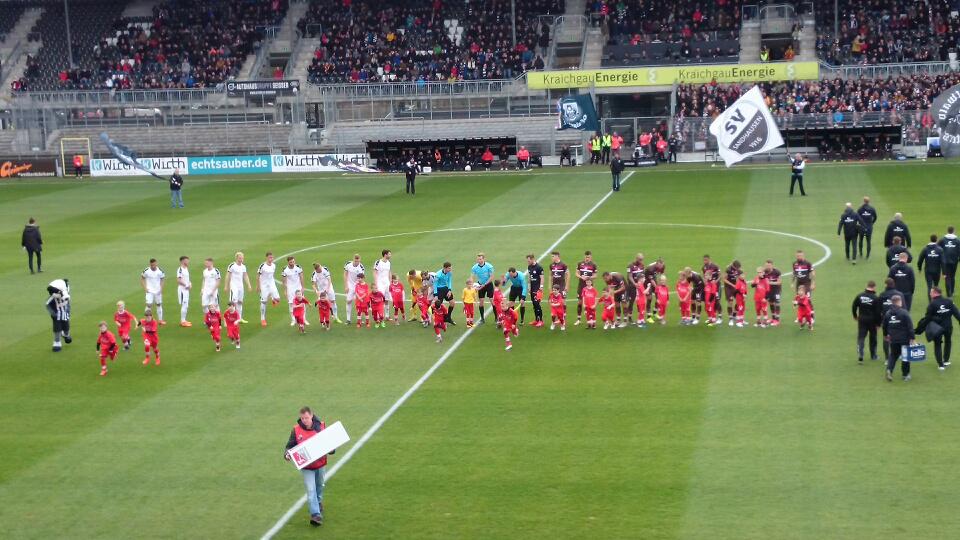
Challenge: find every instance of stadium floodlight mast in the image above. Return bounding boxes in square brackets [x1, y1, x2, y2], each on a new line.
[64, 0, 75, 68]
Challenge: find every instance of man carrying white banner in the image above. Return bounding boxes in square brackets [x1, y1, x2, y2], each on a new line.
[708, 86, 785, 167]
[283, 407, 343, 527]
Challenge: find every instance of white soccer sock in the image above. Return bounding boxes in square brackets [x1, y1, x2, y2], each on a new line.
[331, 298, 339, 319]
[237, 304, 243, 319]
[181, 303, 188, 323]
[260, 301, 267, 321]
[289, 303, 295, 321]
[157, 305, 164, 321]
[346, 301, 353, 321]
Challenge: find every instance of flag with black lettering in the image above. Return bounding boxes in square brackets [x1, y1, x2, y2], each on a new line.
[708, 86, 784, 167]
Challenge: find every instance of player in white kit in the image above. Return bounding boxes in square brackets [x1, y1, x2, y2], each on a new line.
[282, 256, 307, 326]
[141, 258, 166, 324]
[201, 258, 221, 309]
[311, 261, 341, 324]
[257, 252, 281, 326]
[374, 249, 393, 317]
[343, 253, 365, 324]
[176, 256, 192, 327]
[225, 251, 252, 323]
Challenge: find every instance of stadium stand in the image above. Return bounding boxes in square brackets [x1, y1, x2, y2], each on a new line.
[22, 0, 288, 91]
[813, 0, 952, 65]
[588, 0, 743, 66]
[0, 3, 26, 44]
[49, 123, 294, 156]
[300, 0, 564, 84]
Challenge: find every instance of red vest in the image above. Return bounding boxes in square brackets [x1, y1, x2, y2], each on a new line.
[293, 420, 327, 469]
[73, 155, 83, 167]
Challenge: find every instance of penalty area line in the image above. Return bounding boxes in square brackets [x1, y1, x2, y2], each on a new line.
[258, 172, 634, 539]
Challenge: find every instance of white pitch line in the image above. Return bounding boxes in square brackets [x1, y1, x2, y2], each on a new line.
[259, 173, 635, 539]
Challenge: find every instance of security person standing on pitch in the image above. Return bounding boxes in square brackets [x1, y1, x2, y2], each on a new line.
[601, 132, 612, 164]
[918, 234, 945, 299]
[404, 156, 419, 195]
[610, 152, 625, 192]
[856, 196, 878, 259]
[889, 252, 916, 311]
[883, 212, 911, 248]
[789, 153, 806, 196]
[883, 295, 916, 382]
[837, 202, 865, 264]
[938, 226, 959, 297]
[915, 287, 960, 370]
[852, 280, 881, 364]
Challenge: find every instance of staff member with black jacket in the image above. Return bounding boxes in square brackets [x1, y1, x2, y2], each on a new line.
[852, 280, 881, 364]
[284, 406, 335, 527]
[889, 252, 916, 311]
[856, 196, 878, 259]
[883, 213, 911, 248]
[403, 156, 419, 195]
[938, 226, 959, 297]
[918, 234, 945, 299]
[885, 236, 911, 268]
[837, 203, 864, 263]
[915, 287, 960, 370]
[169, 169, 184, 208]
[21, 217, 42, 274]
[789, 153, 806, 196]
[610, 152, 625, 192]
[878, 278, 904, 361]
[883, 295, 916, 382]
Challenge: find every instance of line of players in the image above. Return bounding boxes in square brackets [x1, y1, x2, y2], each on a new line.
[93, 248, 818, 374]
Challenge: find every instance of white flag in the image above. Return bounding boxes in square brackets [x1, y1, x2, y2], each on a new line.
[708, 86, 784, 167]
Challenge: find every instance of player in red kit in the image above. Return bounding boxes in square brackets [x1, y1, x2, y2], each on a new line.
[655, 275, 670, 324]
[580, 278, 598, 329]
[315, 292, 333, 330]
[751, 267, 770, 327]
[224, 301, 241, 348]
[501, 300, 519, 350]
[354, 274, 371, 328]
[676, 271, 692, 325]
[601, 287, 617, 330]
[794, 285, 814, 330]
[417, 285, 431, 326]
[704, 279, 719, 325]
[204, 304, 223, 351]
[370, 286, 387, 328]
[140, 309, 160, 366]
[96, 321, 118, 376]
[114, 300, 138, 351]
[432, 299, 448, 342]
[549, 285, 566, 330]
[292, 290, 309, 333]
[388, 275, 405, 324]
[492, 279, 505, 326]
[735, 275, 748, 327]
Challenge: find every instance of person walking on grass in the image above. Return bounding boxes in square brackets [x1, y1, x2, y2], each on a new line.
[21, 217, 42, 274]
[857, 196, 878, 259]
[838, 202, 865, 264]
[284, 407, 335, 527]
[915, 287, 960, 371]
[883, 295, 916, 382]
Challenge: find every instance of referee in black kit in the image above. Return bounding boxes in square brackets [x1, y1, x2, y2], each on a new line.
[789, 153, 806, 196]
[852, 280, 881, 364]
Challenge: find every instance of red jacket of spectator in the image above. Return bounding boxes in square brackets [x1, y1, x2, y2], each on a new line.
[482, 149, 494, 162]
[517, 148, 530, 160]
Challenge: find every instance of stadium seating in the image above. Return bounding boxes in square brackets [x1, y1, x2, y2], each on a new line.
[300, 0, 564, 84]
[23, 0, 288, 91]
[589, 0, 742, 67]
[813, 0, 953, 64]
[0, 3, 26, 44]
[674, 73, 960, 118]
[50, 123, 293, 156]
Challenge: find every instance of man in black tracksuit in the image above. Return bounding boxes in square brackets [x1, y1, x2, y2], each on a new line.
[885, 236, 912, 269]
[610, 152, 625, 192]
[879, 278, 904, 361]
[883, 295, 914, 381]
[918, 234, 945, 300]
[789, 153, 806, 195]
[856, 196, 878, 259]
[889, 252, 916, 311]
[852, 280, 881, 364]
[403, 157, 419, 195]
[938, 226, 959, 297]
[883, 213, 912, 249]
[837, 203, 865, 263]
[915, 287, 960, 369]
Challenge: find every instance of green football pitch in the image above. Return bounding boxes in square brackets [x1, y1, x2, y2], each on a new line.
[2, 161, 960, 539]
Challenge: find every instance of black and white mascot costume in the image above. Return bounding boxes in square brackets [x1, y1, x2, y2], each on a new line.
[46, 278, 72, 352]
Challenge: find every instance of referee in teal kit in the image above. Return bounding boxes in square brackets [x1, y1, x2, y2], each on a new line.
[433, 262, 455, 324]
[471, 253, 495, 323]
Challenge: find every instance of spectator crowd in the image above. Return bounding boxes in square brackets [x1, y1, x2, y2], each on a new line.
[302, 0, 563, 84]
